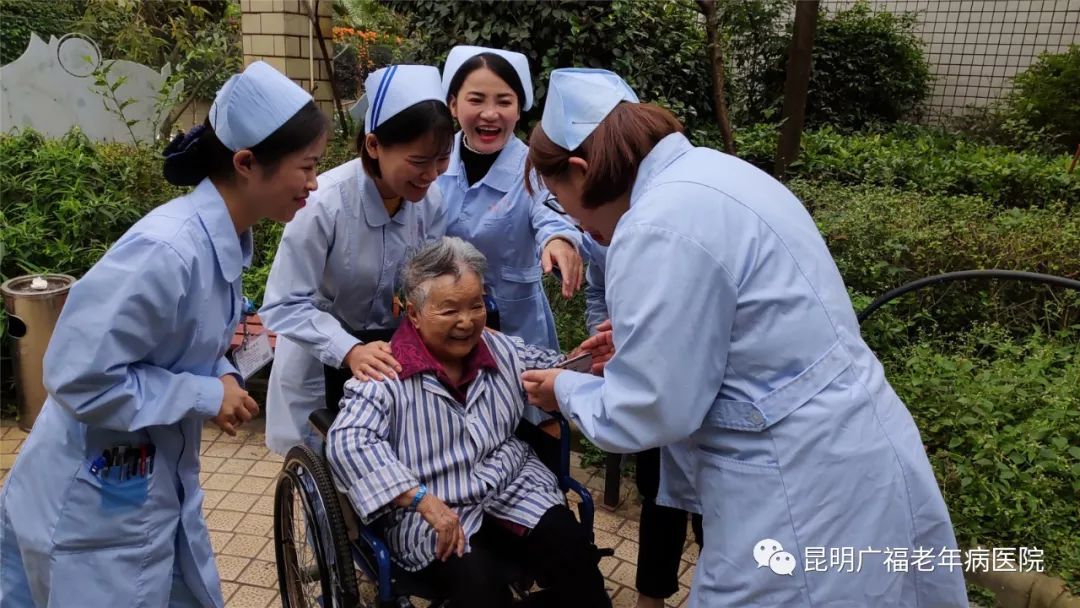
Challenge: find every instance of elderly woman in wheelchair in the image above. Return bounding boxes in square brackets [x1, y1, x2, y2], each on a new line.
[316, 237, 610, 608]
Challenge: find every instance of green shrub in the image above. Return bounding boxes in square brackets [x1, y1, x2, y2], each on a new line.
[718, 0, 793, 126]
[952, 45, 1080, 156]
[543, 274, 588, 352]
[750, 0, 930, 129]
[72, 0, 242, 103]
[799, 180, 1080, 334]
[715, 125, 1080, 209]
[0, 0, 86, 65]
[1001, 45, 1080, 154]
[882, 325, 1080, 590]
[0, 129, 181, 281]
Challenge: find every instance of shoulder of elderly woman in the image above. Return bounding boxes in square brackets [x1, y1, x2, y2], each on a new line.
[339, 374, 401, 410]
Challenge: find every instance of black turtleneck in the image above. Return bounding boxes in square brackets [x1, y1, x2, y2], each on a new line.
[460, 139, 500, 186]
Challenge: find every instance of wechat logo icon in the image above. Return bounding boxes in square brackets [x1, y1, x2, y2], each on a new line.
[754, 538, 797, 576]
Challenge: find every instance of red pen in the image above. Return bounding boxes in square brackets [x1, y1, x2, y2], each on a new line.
[139, 446, 147, 477]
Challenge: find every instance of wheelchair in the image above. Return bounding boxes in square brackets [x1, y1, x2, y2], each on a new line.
[273, 320, 606, 607]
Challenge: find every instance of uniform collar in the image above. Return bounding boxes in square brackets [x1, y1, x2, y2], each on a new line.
[358, 162, 409, 227]
[445, 131, 524, 194]
[390, 320, 497, 402]
[629, 132, 694, 207]
[192, 179, 253, 282]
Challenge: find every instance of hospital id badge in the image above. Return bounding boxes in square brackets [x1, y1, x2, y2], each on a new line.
[234, 330, 273, 380]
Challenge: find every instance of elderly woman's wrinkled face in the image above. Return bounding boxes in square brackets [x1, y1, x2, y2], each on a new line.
[408, 270, 487, 363]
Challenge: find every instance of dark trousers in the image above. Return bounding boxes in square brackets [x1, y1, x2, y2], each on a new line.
[636, 448, 704, 599]
[419, 505, 611, 608]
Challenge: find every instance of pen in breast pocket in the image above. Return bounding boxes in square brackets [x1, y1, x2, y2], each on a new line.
[117, 446, 127, 481]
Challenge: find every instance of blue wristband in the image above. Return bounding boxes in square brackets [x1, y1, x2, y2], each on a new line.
[410, 484, 427, 509]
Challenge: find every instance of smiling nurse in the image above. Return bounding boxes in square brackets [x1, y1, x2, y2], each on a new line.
[0, 61, 328, 607]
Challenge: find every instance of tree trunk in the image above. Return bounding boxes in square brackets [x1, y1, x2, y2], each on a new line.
[697, 0, 736, 155]
[774, 0, 819, 179]
[306, 0, 351, 138]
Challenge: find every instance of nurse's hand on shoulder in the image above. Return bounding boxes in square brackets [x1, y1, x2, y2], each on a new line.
[521, 368, 564, 412]
[541, 238, 584, 299]
[346, 341, 401, 381]
[214, 374, 260, 436]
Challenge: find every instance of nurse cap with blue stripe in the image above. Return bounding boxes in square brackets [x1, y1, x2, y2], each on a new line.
[441, 45, 534, 111]
[540, 68, 639, 151]
[210, 61, 314, 151]
[362, 65, 446, 134]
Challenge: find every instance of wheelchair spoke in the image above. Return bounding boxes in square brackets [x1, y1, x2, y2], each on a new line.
[278, 470, 327, 608]
[292, 487, 323, 606]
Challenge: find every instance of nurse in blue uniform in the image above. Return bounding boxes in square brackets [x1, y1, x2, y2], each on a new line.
[0, 61, 328, 607]
[261, 65, 453, 455]
[521, 68, 968, 608]
[438, 46, 583, 350]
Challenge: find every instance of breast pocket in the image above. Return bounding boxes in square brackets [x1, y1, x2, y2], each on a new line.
[52, 464, 152, 552]
[494, 265, 542, 303]
[480, 193, 518, 226]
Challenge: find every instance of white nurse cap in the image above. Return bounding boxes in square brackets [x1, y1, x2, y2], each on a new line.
[540, 68, 639, 151]
[210, 61, 314, 151]
[363, 65, 446, 134]
[441, 45, 534, 111]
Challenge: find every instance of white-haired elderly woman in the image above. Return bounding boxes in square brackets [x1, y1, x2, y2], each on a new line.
[326, 237, 610, 608]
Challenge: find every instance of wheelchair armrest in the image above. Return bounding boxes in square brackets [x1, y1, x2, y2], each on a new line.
[514, 411, 571, 481]
[309, 408, 338, 438]
[513, 412, 598, 541]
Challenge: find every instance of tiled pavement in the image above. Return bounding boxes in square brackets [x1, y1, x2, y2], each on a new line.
[0, 419, 696, 607]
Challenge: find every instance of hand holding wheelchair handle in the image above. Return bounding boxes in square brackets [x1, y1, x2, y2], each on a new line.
[212, 374, 259, 436]
[344, 341, 402, 381]
[393, 485, 467, 561]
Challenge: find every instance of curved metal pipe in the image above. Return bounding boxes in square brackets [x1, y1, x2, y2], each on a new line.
[856, 270, 1080, 324]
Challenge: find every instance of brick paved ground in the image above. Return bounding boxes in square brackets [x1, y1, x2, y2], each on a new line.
[1, 419, 696, 607]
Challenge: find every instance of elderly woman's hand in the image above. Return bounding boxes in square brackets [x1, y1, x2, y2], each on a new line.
[416, 493, 466, 561]
[345, 341, 401, 381]
[541, 238, 584, 299]
[521, 368, 565, 412]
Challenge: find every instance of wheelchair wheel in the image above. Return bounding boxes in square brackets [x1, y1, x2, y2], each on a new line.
[275, 445, 360, 608]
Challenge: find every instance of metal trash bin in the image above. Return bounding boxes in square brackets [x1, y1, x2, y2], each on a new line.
[2, 274, 75, 431]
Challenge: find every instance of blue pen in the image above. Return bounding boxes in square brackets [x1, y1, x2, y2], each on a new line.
[89, 456, 107, 477]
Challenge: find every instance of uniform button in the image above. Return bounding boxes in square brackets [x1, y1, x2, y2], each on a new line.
[747, 411, 765, 425]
